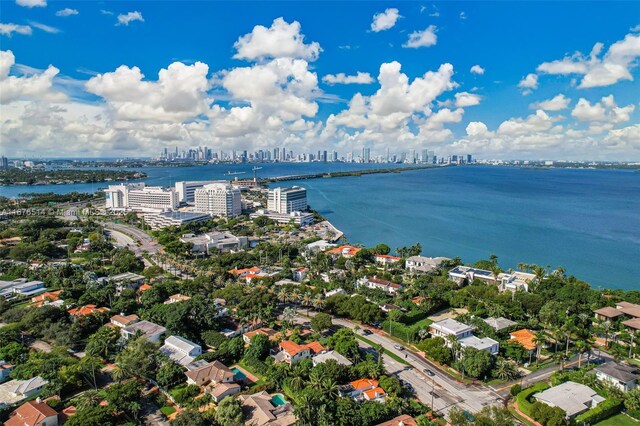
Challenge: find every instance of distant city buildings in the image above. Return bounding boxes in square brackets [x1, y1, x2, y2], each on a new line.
[194, 182, 242, 218]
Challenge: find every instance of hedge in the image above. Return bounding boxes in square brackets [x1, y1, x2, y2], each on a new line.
[516, 382, 551, 417]
[575, 397, 623, 425]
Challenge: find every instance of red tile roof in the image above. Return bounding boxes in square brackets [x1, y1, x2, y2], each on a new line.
[364, 386, 386, 400]
[510, 329, 537, 351]
[279, 340, 326, 357]
[31, 290, 63, 307]
[5, 400, 58, 426]
[350, 378, 378, 390]
[326, 245, 361, 257]
[68, 304, 109, 316]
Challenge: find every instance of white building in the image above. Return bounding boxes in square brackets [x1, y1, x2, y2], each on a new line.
[194, 182, 242, 218]
[497, 271, 537, 292]
[250, 210, 314, 226]
[267, 186, 307, 214]
[121, 320, 167, 343]
[160, 335, 203, 367]
[429, 319, 474, 341]
[534, 381, 604, 418]
[405, 256, 450, 274]
[0, 279, 47, 300]
[594, 361, 639, 393]
[312, 350, 353, 366]
[179, 231, 245, 254]
[357, 277, 402, 294]
[0, 376, 48, 408]
[175, 180, 220, 204]
[448, 266, 496, 285]
[458, 335, 500, 355]
[105, 183, 178, 212]
[143, 211, 211, 230]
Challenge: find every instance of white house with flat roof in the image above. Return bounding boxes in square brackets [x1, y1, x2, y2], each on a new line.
[0, 376, 48, 408]
[448, 266, 496, 285]
[160, 335, 203, 367]
[497, 271, 537, 293]
[312, 350, 353, 367]
[533, 381, 604, 418]
[458, 335, 500, 355]
[0, 279, 47, 300]
[429, 319, 474, 341]
[122, 320, 167, 343]
[405, 256, 450, 274]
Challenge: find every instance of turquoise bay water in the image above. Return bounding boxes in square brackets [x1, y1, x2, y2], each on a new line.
[1, 164, 638, 290]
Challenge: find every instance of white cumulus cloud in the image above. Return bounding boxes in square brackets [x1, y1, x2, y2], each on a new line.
[16, 0, 46, 8]
[322, 72, 373, 85]
[470, 65, 485, 75]
[371, 8, 401, 32]
[0, 50, 66, 103]
[454, 92, 481, 107]
[233, 18, 321, 62]
[403, 25, 437, 48]
[530, 94, 571, 111]
[0, 23, 32, 36]
[518, 73, 538, 94]
[56, 8, 79, 17]
[117, 11, 144, 26]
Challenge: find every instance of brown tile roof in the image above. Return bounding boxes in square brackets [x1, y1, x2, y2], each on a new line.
[5, 400, 58, 426]
[185, 360, 234, 386]
[617, 302, 640, 318]
[110, 314, 139, 327]
[68, 304, 109, 316]
[623, 318, 640, 330]
[594, 306, 624, 318]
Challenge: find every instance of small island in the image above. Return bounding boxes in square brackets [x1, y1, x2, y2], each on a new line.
[0, 168, 147, 186]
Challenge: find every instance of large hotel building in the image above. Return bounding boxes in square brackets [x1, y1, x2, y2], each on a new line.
[194, 182, 242, 218]
[105, 183, 178, 212]
[267, 187, 307, 214]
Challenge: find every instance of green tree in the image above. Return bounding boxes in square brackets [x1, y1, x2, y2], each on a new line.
[328, 328, 360, 361]
[157, 360, 185, 388]
[244, 334, 271, 361]
[461, 347, 494, 378]
[310, 313, 333, 333]
[115, 337, 161, 379]
[85, 326, 121, 361]
[418, 337, 452, 364]
[64, 406, 115, 426]
[215, 397, 244, 426]
[104, 379, 143, 416]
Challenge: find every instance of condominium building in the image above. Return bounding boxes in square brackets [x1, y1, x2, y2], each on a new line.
[194, 182, 242, 218]
[175, 180, 220, 203]
[267, 186, 307, 213]
[105, 183, 178, 212]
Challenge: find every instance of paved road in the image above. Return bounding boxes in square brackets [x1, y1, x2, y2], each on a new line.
[104, 222, 161, 256]
[294, 312, 504, 418]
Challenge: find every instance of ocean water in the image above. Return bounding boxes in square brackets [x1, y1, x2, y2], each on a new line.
[286, 167, 640, 291]
[2, 164, 638, 290]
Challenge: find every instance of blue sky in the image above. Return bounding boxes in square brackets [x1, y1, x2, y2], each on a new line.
[1, 1, 639, 159]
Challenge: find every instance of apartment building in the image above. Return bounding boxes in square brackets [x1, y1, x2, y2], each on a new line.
[267, 186, 307, 213]
[194, 182, 242, 218]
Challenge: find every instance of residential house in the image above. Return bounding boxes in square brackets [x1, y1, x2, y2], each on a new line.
[533, 381, 604, 418]
[5, 400, 59, 426]
[97, 272, 145, 295]
[458, 336, 500, 355]
[304, 240, 336, 258]
[160, 335, 203, 367]
[31, 290, 63, 308]
[429, 319, 474, 342]
[379, 303, 402, 313]
[497, 271, 537, 293]
[594, 301, 640, 327]
[357, 277, 402, 295]
[208, 382, 241, 403]
[276, 341, 326, 364]
[509, 329, 538, 354]
[243, 328, 280, 345]
[375, 254, 401, 265]
[320, 269, 345, 283]
[0, 377, 48, 408]
[185, 360, 235, 387]
[179, 231, 245, 255]
[484, 317, 517, 332]
[109, 314, 139, 328]
[67, 304, 109, 317]
[164, 294, 191, 304]
[448, 266, 496, 285]
[292, 267, 309, 282]
[326, 245, 361, 259]
[376, 415, 419, 426]
[238, 391, 296, 426]
[405, 256, 450, 274]
[0, 279, 47, 300]
[594, 361, 639, 392]
[312, 350, 353, 366]
[340, 379, 386, 402]
[325, 288, 347, 298]
[121, 320, 167, 343]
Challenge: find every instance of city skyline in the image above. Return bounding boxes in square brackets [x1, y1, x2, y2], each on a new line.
[1, 2, 639, 160]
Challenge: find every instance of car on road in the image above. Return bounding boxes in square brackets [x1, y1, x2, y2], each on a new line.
[404, 384, 414, 393]
[361, 329, 372, 335]
[424, 368, 435, 376]
[393, 344, 404, 351]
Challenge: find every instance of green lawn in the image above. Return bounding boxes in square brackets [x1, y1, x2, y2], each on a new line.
[594, 413, 639, 426]
[355, 335, 410, 365]
[160, 406, 176, 416]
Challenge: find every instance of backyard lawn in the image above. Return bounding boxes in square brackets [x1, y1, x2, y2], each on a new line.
[594, 413, 639, 426]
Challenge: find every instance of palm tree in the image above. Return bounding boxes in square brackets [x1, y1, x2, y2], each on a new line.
[312, 294, 324, 311]
[321, 378, 339, 399]
[575, 339, 587, 368]
[289, 375, 304, 391]
[446, 334, 459, 359]
[308, 371, 323, 390]
[533, 331, 546, 367]
[373, 343, 384, 366]
[494, 358, 520, 381]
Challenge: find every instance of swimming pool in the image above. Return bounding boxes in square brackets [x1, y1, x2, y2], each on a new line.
[271, 394, 286, 406]
[232, 368, 247, 380]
